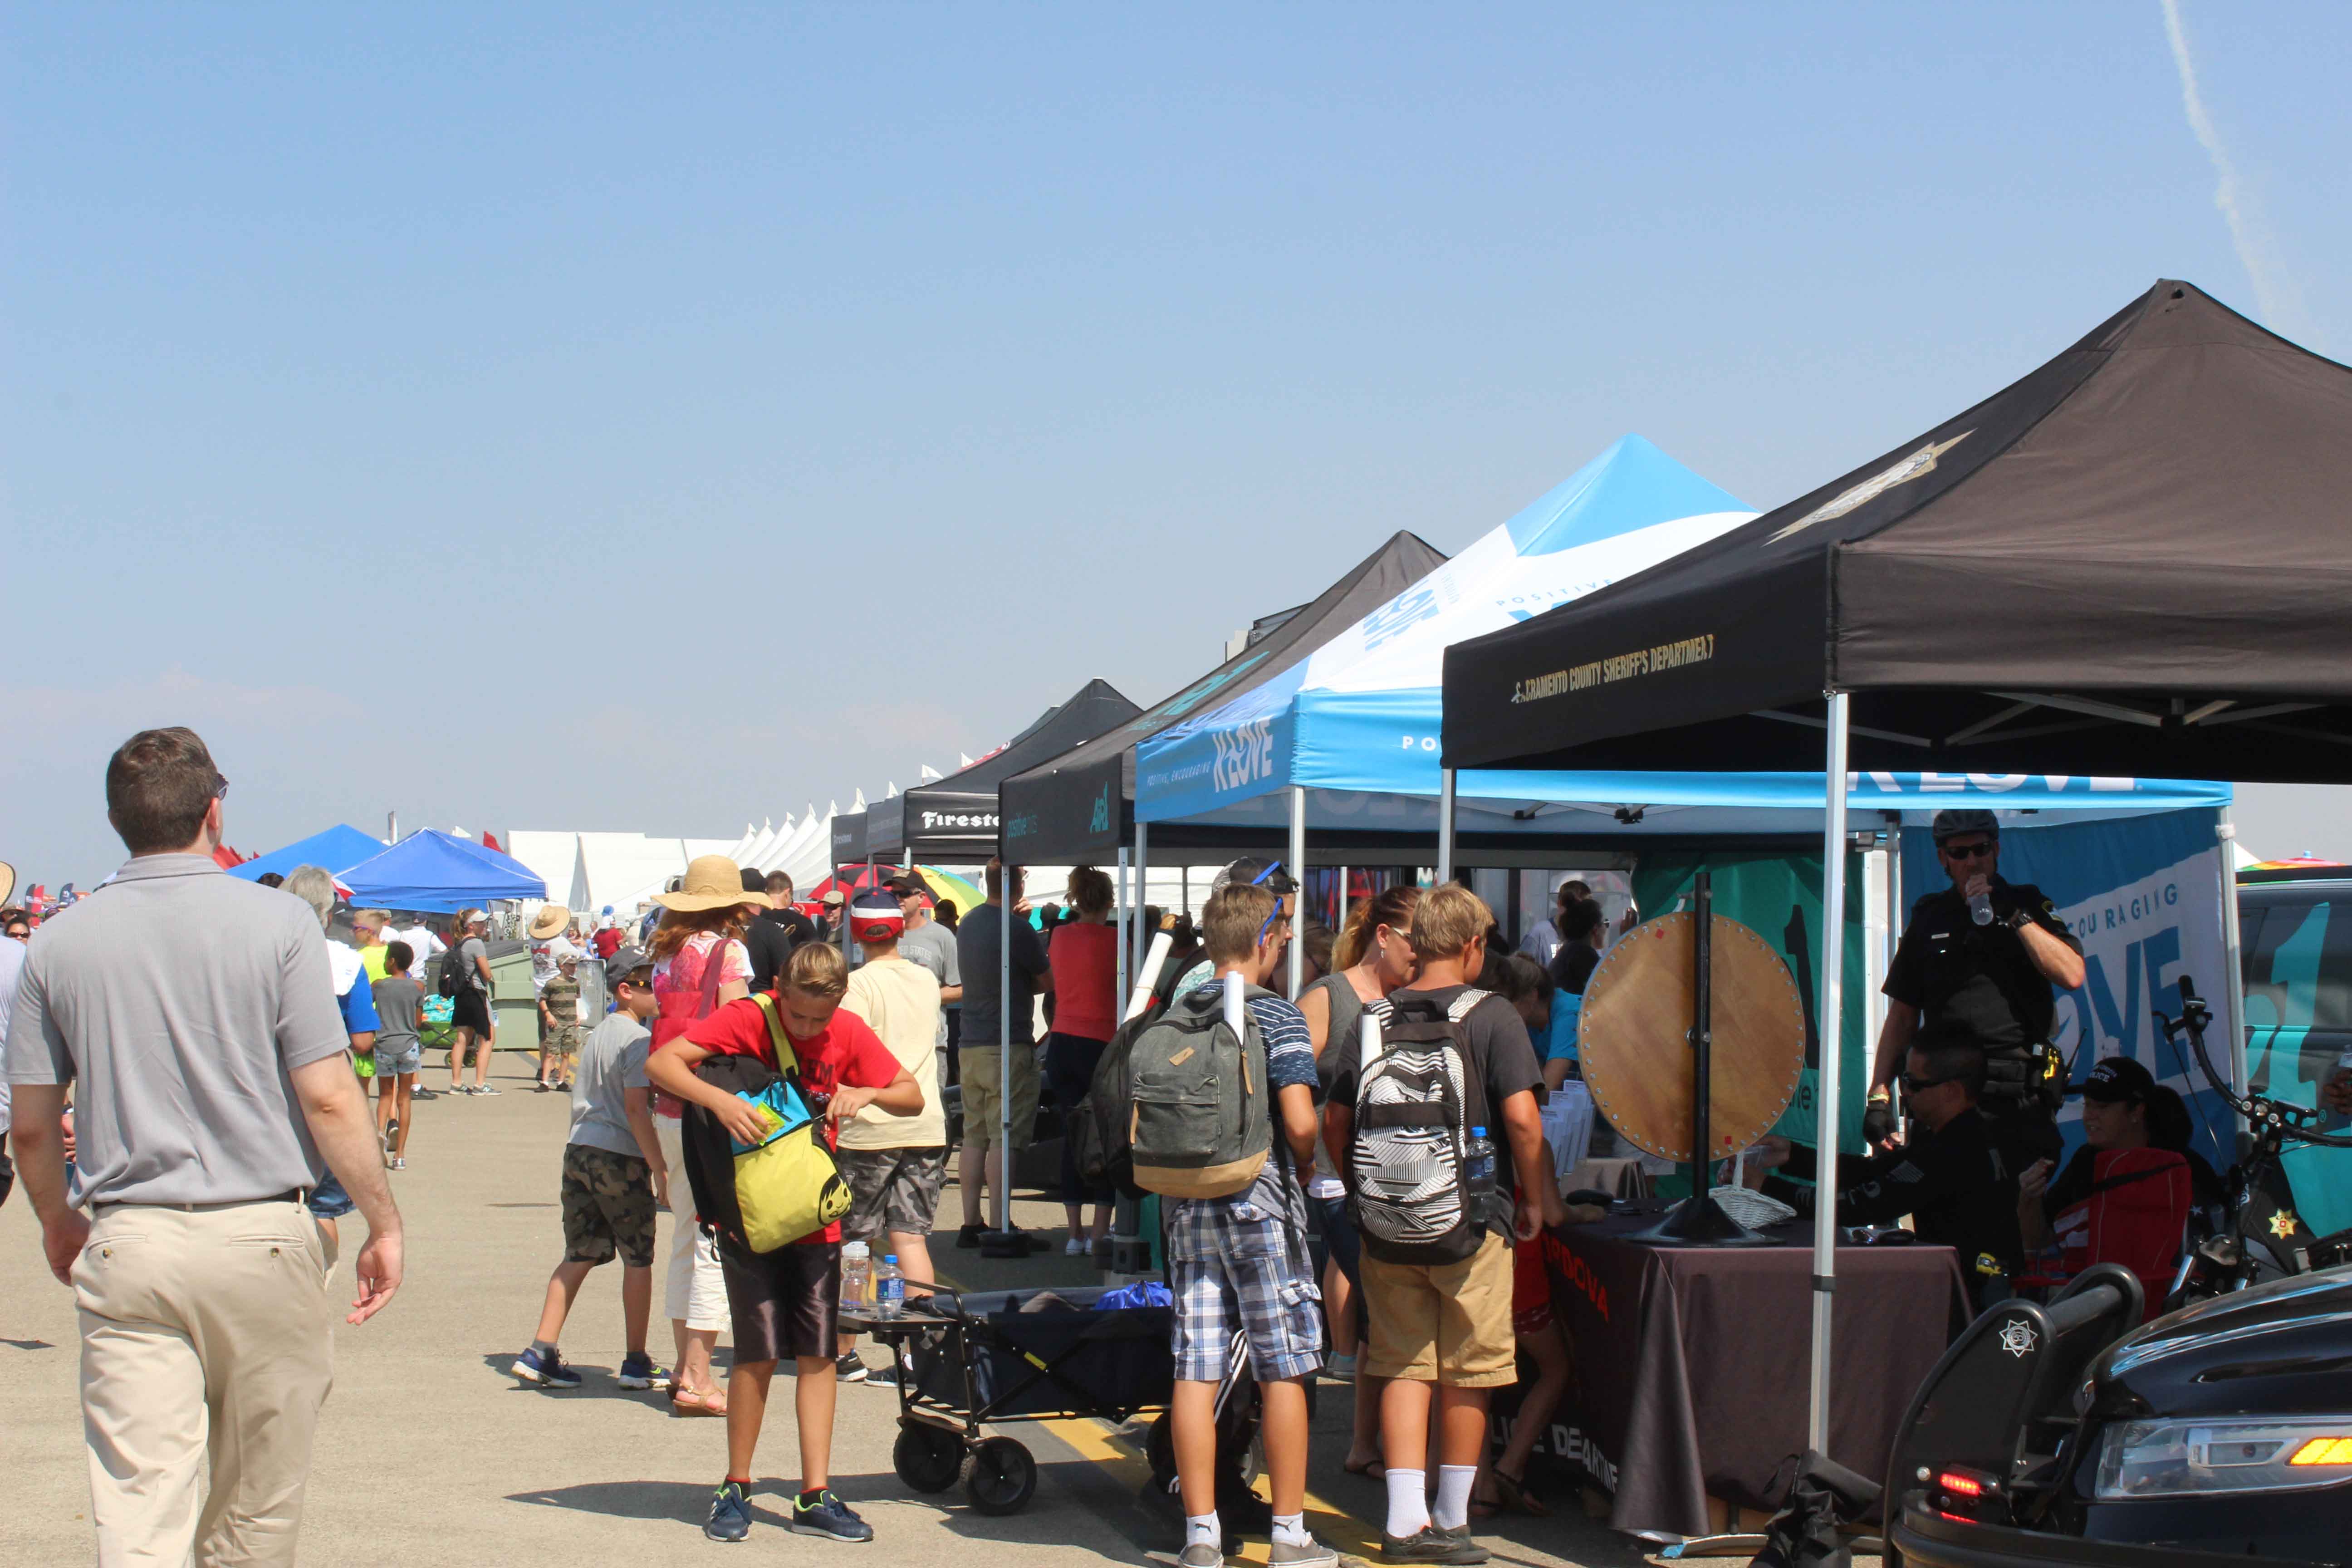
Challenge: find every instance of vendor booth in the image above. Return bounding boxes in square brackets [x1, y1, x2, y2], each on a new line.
[340, 829, 548, 912]
[1441, 279, 2352, 1531]
[872, 678, 1140, 866]
[227, 823, 387, 883]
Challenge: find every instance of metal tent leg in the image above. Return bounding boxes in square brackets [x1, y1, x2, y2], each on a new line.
[1810, 692, 1850, 1453]
[1437, 768, 1456, 884]
[1287, 786, 1307, 998]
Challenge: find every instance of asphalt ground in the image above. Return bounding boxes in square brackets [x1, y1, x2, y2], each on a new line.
[1, 1058, 1670, 1568]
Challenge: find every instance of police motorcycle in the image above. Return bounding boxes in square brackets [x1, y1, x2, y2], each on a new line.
[1884, 977, 2352, 1567]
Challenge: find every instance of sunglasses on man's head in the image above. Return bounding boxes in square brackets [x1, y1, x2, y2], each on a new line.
[1940, 838, 1995, 860]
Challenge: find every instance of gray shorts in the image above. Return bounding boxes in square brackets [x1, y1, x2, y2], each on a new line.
[837, 1145, 949, 1243]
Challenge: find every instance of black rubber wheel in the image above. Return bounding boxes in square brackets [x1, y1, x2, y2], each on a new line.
[893, 1422, 962, 1494]
[1145, 1411, 1176, 1486]
[960, 1435, 1038, 1515]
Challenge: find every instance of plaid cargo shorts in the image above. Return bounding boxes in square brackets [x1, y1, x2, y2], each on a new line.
[1166, 1176, 1324, 1383]
[560, 1143, 657, 1267]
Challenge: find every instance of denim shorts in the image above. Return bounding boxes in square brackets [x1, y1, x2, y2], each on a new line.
[307, 1169, 355, 1220]
[374, 1039, 423, 1076]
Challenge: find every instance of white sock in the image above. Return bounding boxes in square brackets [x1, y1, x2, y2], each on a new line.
[1185, 1512, 1220, 1548]
[1432, 1465, 1479, 1531]
[1384, 1468, 1431, 1538]
[1273, 1512, 1310, 1547]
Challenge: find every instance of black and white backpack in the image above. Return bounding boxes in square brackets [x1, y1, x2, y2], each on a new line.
[1346, 990, 1500, 1264]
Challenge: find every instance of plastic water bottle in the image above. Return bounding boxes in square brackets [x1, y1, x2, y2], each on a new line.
[841, 1242, 872, 1312]
[876, 1255, 905, 1320]
[1464, 1125, 1497, 1215]
[1969, 890, 1995, 927]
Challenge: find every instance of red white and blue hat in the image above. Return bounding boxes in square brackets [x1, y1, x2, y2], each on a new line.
[849, 890, 904, 942]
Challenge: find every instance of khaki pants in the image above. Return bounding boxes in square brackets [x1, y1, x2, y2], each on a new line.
[74, 1196, 335, 1567]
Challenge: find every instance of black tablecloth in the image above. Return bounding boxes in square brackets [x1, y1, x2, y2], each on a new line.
[1534, 1207, 1968, 1539]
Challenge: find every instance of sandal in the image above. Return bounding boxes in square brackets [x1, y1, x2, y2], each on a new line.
[671, 1385, 727, 1417]
[1487, 1467, 1551, 1518]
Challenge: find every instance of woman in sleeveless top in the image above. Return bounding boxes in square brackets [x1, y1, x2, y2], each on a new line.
[1299, 883, 1421, 1477]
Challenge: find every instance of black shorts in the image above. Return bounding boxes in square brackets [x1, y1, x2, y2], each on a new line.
[719, 1240, 842, 1364]
[452, 990, 493, 1034]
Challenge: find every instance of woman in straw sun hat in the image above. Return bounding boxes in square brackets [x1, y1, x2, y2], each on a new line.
[648, 856, 770, 1416]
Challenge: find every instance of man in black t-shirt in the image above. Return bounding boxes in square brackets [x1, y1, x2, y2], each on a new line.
[1544, 898, 1606, 997]
[743, 871, 818, 993]
[1873, 810, 2085, 1161]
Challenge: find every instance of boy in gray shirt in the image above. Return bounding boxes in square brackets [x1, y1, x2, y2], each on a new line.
[371, 942, 426, 1169]
[510, 948, 669, 1392]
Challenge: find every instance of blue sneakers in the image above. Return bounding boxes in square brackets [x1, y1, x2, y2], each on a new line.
[705, 1480, 752, 1543]
[791, 1490, 874, 1542]
[616, 1350, 668, 1390]
[510, 1346, 581, 1389]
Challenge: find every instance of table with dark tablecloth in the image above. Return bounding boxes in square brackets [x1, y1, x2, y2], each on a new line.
[1536, 1206, 1969, 1539]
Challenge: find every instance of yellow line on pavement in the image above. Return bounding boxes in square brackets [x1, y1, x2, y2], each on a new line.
[1040, 1416, 1383, 1564]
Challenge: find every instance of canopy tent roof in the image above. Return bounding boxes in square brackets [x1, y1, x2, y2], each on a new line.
[777, 804, 835, 892]
[227, 824, 387, 884]
[1138, 436, 1754, 827]
[871, 678, 1142, 863]
[1441, 281, 2352, 784]
[341, 829, 547, 913]
[1000, 529, 1448, 864]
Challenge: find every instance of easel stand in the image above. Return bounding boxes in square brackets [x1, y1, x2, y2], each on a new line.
[1630, 872, 1771, 1247]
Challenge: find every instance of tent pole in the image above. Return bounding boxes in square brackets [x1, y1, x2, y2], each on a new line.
[2215, 808, 2249, 1140]
[1000, 862, 1013, 1234]
[1437, 768, 1457, 884]
[1116, 846, 1130, 1023]
[1809, 692, 1850, 1453]
[1288, 786, 1307, 999]
[1134, 821, 1152, 997]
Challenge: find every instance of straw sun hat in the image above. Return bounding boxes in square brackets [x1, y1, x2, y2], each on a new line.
[654, 855, 772, 914]
[528, 904, 572, 941]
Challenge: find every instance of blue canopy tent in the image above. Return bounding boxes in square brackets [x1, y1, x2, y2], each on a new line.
[339, 830, 547, 913]
[227, 824, 388, 884]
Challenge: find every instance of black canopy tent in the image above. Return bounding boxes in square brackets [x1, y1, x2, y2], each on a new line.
[1440, 278, 2352, 1459]
[872, 678, 1141, 865]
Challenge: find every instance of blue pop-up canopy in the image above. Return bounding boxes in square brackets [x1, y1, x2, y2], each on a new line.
[1137, 436, 1758, 824]
[339, 830, 547, 913]
[228, 824, 388, 883]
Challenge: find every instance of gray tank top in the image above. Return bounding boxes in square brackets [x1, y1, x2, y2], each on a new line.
[1303, 972, 1373, 1188]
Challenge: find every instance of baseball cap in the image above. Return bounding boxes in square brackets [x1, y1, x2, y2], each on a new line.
[821, 888, 846, 906]
[1931, 809, 2000, 843]
[849, 890, 904, 942]
[883, 870, 927, 895]
[604, 945, 652, 982]
[2079, 1056, 2155, 1103]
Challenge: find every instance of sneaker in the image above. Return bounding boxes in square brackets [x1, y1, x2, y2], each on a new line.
[1269, 1539, 1340, 1568]
[475, 1085, 501, 1097]
[865, 1361, 906, 1391]
[389, 1155, 407, 1171]
[1379, 1526, 1489, 1564]
[790, 1490, 874, 1542]
[510, 1346, 581, 1389]
[833, 1352, 868, 1384]
[534, 1080, 553, 1093]
[1325, 1352, 1356, 1382]
[956, 1223, 984, 1250]
[616, 1350, 668, 1390]
[1178, 1545, 1225, 1568]
[705, 1480, 753, 1543]
[409, 1086, 441, 1101]
[1065, 1237, 1089, 1255]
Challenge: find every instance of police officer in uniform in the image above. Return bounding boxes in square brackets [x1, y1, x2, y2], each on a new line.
[1870, 809, 2086, 1163]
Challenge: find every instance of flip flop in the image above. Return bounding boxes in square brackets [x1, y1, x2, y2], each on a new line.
[1489, 1468, 1551, 1518]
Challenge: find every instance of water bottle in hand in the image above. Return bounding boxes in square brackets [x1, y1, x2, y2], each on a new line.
[876, 1255, 904, 1320]
[1969, 891, 1994, 927]
[1464, 1126, 1498, 1214]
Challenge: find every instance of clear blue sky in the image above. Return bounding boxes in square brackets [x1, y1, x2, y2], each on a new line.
[7, 3, 2348, 882]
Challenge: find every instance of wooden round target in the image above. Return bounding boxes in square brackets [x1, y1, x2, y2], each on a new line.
[1576, 911, 1807, 1162]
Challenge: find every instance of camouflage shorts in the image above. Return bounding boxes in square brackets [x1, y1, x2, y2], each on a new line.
[544, 1022, 585, 1057]
[560, 1144, 657, 1267]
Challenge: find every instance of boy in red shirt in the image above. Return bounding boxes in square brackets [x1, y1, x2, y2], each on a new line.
[648, 942, 920, 1545]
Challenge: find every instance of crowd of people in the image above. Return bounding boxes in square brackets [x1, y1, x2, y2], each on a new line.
[12, 729, 2348, 1568]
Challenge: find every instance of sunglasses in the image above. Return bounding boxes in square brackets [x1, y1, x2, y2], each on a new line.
[214, 777, 230, 801]
[1940, 839, 1995, 860]
[1899, 1071, 1955, 1095]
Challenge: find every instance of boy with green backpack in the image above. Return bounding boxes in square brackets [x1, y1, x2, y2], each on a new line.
[646, 940, 920, 1547]
[1131, 879, 1334, 1568]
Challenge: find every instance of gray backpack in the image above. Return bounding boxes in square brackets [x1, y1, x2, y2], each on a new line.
[1128, 976, 1273, 1200]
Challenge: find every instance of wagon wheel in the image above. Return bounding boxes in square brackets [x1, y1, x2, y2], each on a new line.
[960, 1435, 1038, 1515]
[893, 1421, 962, 1494]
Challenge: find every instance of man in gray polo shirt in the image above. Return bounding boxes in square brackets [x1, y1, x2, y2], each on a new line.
[5, 727, 404, 1568]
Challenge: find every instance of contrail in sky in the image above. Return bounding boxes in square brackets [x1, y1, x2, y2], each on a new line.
[2157, 0, 2304, 333]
